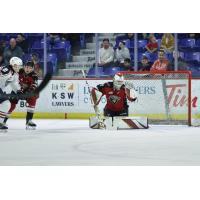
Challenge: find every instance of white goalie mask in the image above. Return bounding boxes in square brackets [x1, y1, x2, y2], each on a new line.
[113, 73, 124, 90]
[9, 57, 23, 73]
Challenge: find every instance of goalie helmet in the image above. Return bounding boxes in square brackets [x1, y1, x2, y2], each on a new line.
[9, 57, 23, 73]
[113, 72, 124, 90]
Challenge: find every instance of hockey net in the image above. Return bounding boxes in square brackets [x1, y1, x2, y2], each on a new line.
[120, 71, 192, 125]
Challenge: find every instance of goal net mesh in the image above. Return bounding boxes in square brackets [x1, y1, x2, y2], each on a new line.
[120, 71, 192, 125]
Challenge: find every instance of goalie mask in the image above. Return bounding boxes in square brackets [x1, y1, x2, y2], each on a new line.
[9, 57, 23, 73]
[113, 73, 124, 90]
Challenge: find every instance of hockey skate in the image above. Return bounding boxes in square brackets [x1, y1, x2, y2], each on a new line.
[0, 123, 8, 133]
[26, 120, 37, 130]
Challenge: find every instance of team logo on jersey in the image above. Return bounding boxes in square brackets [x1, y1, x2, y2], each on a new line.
[109, 95, 121, 104]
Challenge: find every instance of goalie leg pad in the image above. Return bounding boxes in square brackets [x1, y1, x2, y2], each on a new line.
[104, 116, 149, 130]
[89, 116, 105, 129]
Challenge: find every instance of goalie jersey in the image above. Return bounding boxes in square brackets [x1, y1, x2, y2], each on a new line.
[97, 82, 128, 112]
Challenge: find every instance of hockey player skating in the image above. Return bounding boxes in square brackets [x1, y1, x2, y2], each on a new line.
[3, 61, 39, 130]
[0, 57, 23, 131]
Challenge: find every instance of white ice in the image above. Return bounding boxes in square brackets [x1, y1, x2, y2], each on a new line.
[0, 119, 200, 166]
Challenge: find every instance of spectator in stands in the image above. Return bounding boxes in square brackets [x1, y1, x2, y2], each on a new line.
[150, 50, 169, 71]
[30, 53, 43, 77]
[120, 58, 133, 71]
[145, 35, 158, 53]
[115, 41, 130, 66]
[16, 33, 29, 53]
[138, 54, 152, 71]
[160, 33, 175, 53]
[3, 38, 24, 65]
[99, 38, 114, 67]
[115, 33, 134, 48]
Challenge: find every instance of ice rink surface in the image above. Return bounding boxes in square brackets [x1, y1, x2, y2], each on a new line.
[0, 119, 200, 166]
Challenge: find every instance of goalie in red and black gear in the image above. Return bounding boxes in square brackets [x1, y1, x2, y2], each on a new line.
[91, 72, 137, 117]
[4, 61, 39, 129]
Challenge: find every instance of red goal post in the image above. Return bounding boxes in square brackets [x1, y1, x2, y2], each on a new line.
[119, 70, 192, 126]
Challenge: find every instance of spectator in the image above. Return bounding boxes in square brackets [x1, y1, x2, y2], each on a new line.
[120, 58, 133, 71]
[16, 33, 29, 53]
[30, 53, 43, 77]
[99, 38, 114, 67]
[138, 54, 152, 71]
[145, 35, 158, 53]
[160, 33, 175, 53]
[0, 53, 4, 66]
[150, 50, 169, 71]
[115, 33, 134, 48]
[115, 41, 130, 65]
[3, 38, 24, 65]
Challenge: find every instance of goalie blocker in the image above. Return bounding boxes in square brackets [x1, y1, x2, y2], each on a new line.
[89, 116, 149, 130]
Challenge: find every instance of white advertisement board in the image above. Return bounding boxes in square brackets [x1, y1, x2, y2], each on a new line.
[15, 79, 200, 116]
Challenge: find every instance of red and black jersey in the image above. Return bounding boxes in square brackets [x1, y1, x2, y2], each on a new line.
[97, 82, 128, 112]
[19, 68, 38, 92]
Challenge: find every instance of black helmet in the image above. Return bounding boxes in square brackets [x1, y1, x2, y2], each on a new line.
[25, 61, 34, 68]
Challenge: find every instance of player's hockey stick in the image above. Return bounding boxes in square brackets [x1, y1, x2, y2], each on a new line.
[0, 72, 52, 100]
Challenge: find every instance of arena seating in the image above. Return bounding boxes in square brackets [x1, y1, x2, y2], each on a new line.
[1, 33, 200, 77]
[184, 52, 200, 64]
[31, 40, 44, 57]
[194, 39, 200, 51]
[51, 41, 71, 61]
[138, 40, 147, 52]
[178, 33, 188, 39]
[178, 38, 195, 51]
[187, 65, 200, 77]
[87, 67, 103, 77]
[103, 67, 121, 77]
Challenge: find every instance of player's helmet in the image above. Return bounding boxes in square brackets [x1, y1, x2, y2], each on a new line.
[9, 57, 23, 73]
[25, 61, 35, 68]
[113, 72, 124, 90]
[24, 61, 35, 74]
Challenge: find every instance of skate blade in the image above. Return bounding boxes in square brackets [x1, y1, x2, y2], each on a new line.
[26, 126, 36, 130]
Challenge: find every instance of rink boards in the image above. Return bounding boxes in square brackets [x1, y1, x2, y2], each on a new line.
[11, 79, 200, 121]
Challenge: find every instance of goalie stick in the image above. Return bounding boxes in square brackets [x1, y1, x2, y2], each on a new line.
[0, 72, 52, 100]
[85, 80, 105, 129]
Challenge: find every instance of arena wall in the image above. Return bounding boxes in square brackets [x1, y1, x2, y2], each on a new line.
[12, 79, 200, 119]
